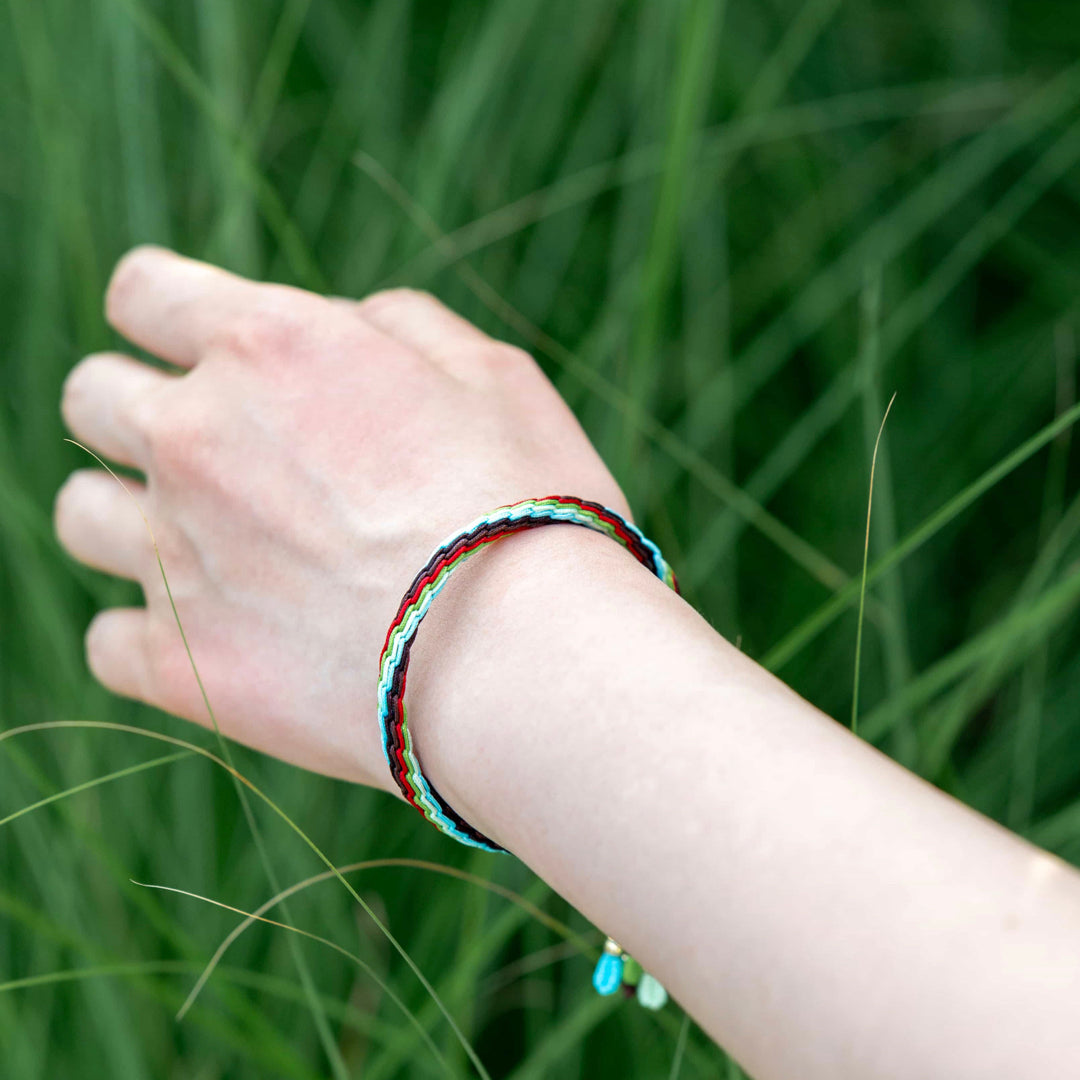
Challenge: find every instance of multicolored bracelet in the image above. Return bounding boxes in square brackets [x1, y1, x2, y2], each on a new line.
[376, 495, 677, 1008]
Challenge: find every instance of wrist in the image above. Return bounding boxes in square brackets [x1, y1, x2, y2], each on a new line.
[401, 522, 664, 846]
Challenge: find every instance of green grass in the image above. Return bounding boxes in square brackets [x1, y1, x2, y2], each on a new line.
[3, 1, 1080, 1077]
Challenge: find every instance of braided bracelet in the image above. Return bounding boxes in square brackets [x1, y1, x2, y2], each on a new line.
[376, 495, 676, 1008]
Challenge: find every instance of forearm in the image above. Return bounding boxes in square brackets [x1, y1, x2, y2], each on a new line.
[410, 526, 1080, 1080]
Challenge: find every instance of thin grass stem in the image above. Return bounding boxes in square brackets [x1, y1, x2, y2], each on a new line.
[852, 392, 897, 733]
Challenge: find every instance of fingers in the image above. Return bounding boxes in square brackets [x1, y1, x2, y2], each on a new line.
[85, 607, 153, 704]
[105, 245, 271, 367]
[62, 352, 175, 469]
[85, 607, 204, 725]
[54, 470, 151, 581]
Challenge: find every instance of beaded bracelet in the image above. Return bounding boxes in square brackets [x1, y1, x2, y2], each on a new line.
[376, 496, 676, 1008]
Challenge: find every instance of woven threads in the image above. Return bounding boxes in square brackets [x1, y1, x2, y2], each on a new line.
[376, 495, 679, 852]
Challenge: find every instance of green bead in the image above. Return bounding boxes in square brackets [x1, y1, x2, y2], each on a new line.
[621, 957, 643, 986]
[636, 973, 668, 1010]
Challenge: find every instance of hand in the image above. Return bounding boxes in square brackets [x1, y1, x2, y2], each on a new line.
[55, 246, 627, 787]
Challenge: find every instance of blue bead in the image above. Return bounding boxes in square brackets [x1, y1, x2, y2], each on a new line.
[592, 952, 624, 996]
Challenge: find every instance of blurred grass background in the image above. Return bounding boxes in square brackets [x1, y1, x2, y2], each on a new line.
[3, 0, 1080, 1076]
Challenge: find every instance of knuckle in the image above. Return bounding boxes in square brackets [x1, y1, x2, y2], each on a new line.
[143, 618, 189, 701]
[493, 342, 534, 368]
[143, 618, 172, 680]
[207, 312, 273, 360]
[208, 300, 308, 361]
[473, 341, 534, 374]
[148, 524, 186, 575]
[141, 393, 214, 475]
[357, 286, 433, 318]
[117, 379, 166, 439]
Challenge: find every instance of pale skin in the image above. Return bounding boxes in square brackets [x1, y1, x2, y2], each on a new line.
[55, 246, 1080, 1079]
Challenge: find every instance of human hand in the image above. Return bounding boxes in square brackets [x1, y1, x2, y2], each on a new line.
[55, 247, 627, 787]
